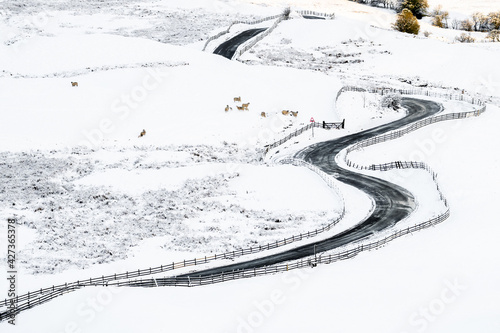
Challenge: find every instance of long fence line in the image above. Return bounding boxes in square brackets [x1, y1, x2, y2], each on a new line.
[0, 159, 347, 321]
[202, 13, 284, 52]
[0, 206, 449, 299]
[336, 85, 487, 109]
[110, 208, 451, 288]
[296, 10, 335, 19]
[232, 9, 336, 60]
[232, 15, 286, 60]
[346, 108, 485, 156]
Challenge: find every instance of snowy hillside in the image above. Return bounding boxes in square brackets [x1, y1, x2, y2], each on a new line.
[0, 0, 499, 332]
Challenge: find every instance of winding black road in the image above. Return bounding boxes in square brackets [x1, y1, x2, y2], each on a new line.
[213, 28, 267, 59]
[0, 98, 444, 321]
[170, 98, 442, 279]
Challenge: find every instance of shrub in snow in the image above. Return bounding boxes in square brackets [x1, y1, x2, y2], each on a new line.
[455, 33, 475, 43]
[489, 12, 500, 30]
[381, 93, 402, 110]
[487, 30, 500, 42]
[393, 9, 420, 35]
[282, 7, 291, 18]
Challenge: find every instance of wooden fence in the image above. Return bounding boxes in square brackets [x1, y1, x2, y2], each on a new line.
[202, 14, 284, 52]
[296, 10, 335, 19]
[232, 15, 286, 60]
[336, 85, 486, 110]
[203, 9, 335, 53]
[112, 208, 451, 288]
[264, 120, 344, 154]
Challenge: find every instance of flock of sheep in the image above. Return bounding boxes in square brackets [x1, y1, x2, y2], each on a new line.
[225, 96, 299, 119]
[71, 81, 301, 139]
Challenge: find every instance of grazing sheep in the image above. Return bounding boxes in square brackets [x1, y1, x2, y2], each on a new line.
[281, 110, 289, 116]
[236, 106, 245, 111]
[138, 129, 146, 138]
[234, 96, 241, 102]
[291, 111, 299, 117]
[71, 82, 78, 87]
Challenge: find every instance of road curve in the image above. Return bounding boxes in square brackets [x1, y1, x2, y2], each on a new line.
[213, 28, 267, 59]
[169, 98, 442, 279]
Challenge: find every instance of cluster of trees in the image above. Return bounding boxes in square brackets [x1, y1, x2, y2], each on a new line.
[352, 0, 500, 41]
[431, 9, 500, 32]
[430, 9, 500, 42]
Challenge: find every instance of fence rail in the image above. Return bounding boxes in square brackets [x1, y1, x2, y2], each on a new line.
[296, 10, 335, 19]
[233, 14, 286, 60]
[337, 85, 486, 110]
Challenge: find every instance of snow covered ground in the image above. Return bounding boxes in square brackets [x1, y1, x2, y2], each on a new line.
[0, 0, 499, 332]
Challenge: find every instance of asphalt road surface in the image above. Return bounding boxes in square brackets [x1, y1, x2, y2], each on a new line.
[303, 15, 326, 20]
[213, 28, 267, 59]
[173, 98, 442, 278]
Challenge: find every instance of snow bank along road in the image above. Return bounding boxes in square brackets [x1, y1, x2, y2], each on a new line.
[152, 98, 443, 283]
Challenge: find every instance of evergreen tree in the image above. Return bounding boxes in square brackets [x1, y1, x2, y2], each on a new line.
[399, 0, 429, 19]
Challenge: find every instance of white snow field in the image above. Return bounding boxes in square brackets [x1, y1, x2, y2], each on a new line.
[0, 0, 499, 332]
